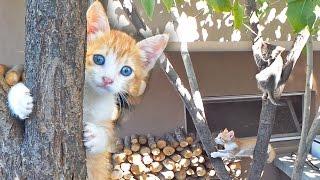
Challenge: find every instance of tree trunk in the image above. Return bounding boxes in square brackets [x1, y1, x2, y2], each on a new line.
[0, 1, 88, 179]
[248, 101, 277, 179]
[292, 37, 314, 179]
[0, 84, 24, 179]
[245, 0, 310, 179]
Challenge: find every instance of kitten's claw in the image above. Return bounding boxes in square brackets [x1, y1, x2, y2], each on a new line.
[8, 83, 33, 120]
[84, 122, 107, 154]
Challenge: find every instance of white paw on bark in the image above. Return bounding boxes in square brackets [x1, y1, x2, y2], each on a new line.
[84, 122, 107, 154]
[8, 83, 33, 120]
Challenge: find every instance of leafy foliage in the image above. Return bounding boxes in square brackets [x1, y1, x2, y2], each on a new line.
[162, 0, 174, 12]
[232, 0, 244, 29]
[141, 0, 156, 19]
[139, 0, 319, 36]
[206, 0, 232, 13]
[257, 0, 268, 5]
[286, 0, 318, 32]
[175, 0, 185, 5]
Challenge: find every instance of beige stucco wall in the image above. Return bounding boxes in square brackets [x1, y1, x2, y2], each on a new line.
[1, 1, 319, 136]
[120, 51, 320, 136]
[1, 1, 320, 179]
[0, 0, 25, 65]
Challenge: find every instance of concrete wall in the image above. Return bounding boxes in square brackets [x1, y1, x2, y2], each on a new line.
[0, 0, 25, 65]
[1, 1, 319, 179]
[1, 0, 320, 137]
[120, 51, 320, 136]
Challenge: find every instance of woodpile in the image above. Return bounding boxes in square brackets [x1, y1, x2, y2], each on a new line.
[0, 64, 242, 179]
[111, 127, 242, 179]
[0, 64, 24, 93]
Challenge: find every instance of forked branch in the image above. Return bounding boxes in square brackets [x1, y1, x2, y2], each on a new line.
[118, 1, 231, 179]
[245, 0, 310, 179]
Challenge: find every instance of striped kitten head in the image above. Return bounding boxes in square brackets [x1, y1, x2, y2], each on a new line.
[86, 1, 169, 97]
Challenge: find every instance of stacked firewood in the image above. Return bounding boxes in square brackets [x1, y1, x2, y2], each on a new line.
[111, 127, 241, 179]
[0, 64, 242, 179]
[0, 64, 24, 92]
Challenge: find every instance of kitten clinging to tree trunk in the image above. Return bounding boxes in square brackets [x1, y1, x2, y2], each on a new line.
[252, 37, 286, 106]
[8, 1, 169, 179]
[211, 129, 276, 163]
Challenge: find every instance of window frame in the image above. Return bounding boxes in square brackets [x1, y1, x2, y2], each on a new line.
[184, 92, 306, 142]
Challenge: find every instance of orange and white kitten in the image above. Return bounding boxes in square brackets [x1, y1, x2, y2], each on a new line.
[211, 129, 276, 163]
[8, 1, 169, 179]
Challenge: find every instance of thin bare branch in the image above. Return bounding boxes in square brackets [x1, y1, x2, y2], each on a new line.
[292, 36, 313, 180]
[117, 1, 231, 179]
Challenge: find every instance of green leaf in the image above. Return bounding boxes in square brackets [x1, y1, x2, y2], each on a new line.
[141, 0, 156, 19]
[286, 0, 317, 33]
[175, 0, 185, 5]
[162, 0, 174, 12]
[206, 0, 232, 13]
[232, 0, 244, 29]
[257, 0, 268, 5]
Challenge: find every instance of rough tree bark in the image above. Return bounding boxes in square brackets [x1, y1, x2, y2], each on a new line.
[292, 37, 314, 179]
[245, 0, 310, 179]
[118, 1, 231, 179]
[0, 1, 88, 179]
[0, 81, 24, 179]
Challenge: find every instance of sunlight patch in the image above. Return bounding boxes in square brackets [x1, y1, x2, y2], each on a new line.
[193, 91, 205, 114]
[176, 12, 199, 42]
[275, 26, 281, 39]
[123, 0, 132, 13]
[276, 7, 287, 24]
[164, 22, 179, 42]
[196, 1, 209, 15]
[250, 12, 259, 24]
[265, 8, 276, 25]
[202, 28, 208, 41]
[314, 5, 320, 19]
[217, 19, 222, 29]
[231, 29, 241, 42]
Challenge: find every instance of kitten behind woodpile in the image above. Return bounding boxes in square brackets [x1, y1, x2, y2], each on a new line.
[211, 129, 275, 163]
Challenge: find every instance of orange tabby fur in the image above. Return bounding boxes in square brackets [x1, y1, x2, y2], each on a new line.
[85, 1, 168, 179]
[86, 119, 115, 180]
[211, 129, 276, 163]
[86, 30, 147, 97]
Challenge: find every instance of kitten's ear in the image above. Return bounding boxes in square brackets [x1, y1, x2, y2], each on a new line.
[228, 131, 235, 139]
[137, 34, 169, 72]
[86, 1, 110, 43]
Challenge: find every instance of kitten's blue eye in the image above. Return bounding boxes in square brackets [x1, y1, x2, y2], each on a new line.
[120, 66, 133, 76]
[93, 54, 105, 65]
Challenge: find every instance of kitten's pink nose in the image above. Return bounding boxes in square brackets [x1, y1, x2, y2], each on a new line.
[102, 77, 114, 86]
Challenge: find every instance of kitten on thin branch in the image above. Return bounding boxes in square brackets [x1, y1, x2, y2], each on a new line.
[253, 37, 286, 106]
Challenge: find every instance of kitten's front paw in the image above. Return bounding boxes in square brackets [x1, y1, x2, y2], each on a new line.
[211, 152, 219, 158]
[8, 83, 33, 120]
[84, 123, 107, 154]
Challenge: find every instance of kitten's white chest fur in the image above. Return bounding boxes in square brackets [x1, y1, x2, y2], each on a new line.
[82, 82, 118, 153]
[83, 82, 117, 123]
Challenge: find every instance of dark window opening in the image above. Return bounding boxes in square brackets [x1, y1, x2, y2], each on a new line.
[186, 94, 303, 138]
